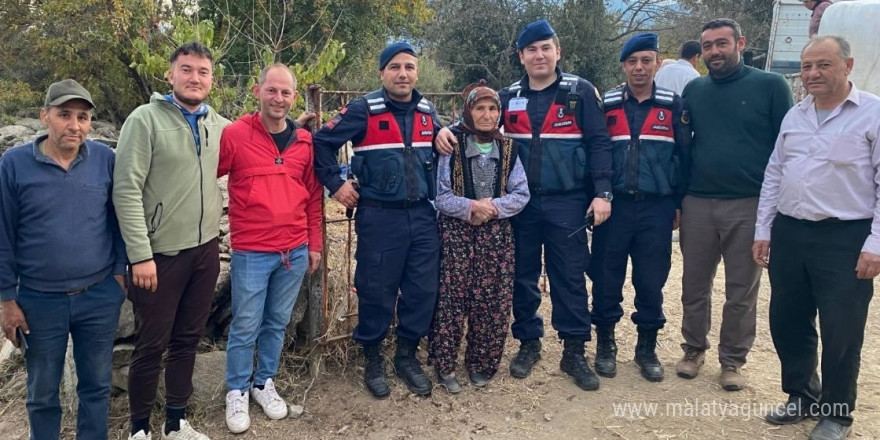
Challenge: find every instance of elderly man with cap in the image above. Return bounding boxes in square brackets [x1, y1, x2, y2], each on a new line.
[440, 19, 614, 391]
[588, 34, 690, 383]
[0, 79, 127, 440]
[314, 41, 442, 398]
[655, 40, 702, 95]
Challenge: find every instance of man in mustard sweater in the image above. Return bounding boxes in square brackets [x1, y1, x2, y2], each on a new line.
[676, 19, 793, 391]
[113, 42, 230, 440]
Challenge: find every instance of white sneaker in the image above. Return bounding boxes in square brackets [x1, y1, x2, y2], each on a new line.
[250, 378, 288, 419]
[161, 420, 210, 440]
[225, 390, 251, 433]
[129, 430, 152, 440]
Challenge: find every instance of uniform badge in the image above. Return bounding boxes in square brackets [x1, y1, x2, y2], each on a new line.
[681, 110, 690, 124]
[658, 110, 666, 121]
[421, 115, 427, 126]
[557, 107, 565, 119]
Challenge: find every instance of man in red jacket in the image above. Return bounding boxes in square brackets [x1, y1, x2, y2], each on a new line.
[218, 63, 323, 434]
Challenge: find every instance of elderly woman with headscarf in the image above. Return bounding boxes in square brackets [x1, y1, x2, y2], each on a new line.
[428, 84, 530, 393]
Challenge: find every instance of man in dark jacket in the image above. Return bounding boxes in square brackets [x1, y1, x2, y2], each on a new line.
[314, 42, 441, 399]
[589, 33, 690, 383]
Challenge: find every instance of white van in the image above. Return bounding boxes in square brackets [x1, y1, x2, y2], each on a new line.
[766, 0, 813, 75]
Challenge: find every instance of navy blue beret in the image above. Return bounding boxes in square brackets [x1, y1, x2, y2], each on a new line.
[516, 19, 556, 50]
[620, 33, 659, 62]
[379, 41, 417, 70]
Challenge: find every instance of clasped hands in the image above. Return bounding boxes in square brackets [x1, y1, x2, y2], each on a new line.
[469, 198, 497, 226]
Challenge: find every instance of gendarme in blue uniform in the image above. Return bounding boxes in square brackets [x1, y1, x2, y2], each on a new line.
[313, 86, 441, 345]
[501, 66, 613, 342]
[588, 83, 690, 331]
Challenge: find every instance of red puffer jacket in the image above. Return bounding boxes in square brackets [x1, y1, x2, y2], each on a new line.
[219, 113, 323, 253]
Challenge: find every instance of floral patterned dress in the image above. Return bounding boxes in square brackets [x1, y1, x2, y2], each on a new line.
[428, 131, 529, 378]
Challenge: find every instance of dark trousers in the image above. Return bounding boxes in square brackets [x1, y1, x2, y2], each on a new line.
[127, 238, 220, 422]
[18, 274, 124, 440]
[589, 196, 674, 330]
[769, 214, 873, 426]
[352, 202, 439, 344]
[511, 193, 591, 341]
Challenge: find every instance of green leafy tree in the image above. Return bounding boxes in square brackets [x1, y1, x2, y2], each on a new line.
[426, 0, 623, 91]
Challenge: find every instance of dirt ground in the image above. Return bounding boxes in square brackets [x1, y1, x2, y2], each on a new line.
[1, 246, 879, 440]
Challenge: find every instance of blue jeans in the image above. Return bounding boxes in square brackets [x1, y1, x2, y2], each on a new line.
[17, 274, 125, 440]
[226, 246, 308, 392]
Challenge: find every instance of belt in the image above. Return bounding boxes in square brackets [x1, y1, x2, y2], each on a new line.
[66, 279, 102, 295]
[614, 191, 667, 201]
[358, 198, 429, 209]
[778, 213, 845, 224]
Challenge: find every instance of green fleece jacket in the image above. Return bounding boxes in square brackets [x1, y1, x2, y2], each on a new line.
[682, 63, 793, 199]
[113, 93, 230, 263]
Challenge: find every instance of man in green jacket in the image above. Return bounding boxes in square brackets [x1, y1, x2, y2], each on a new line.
[113, 41, 230, 440]
[676, 19, 793, 391]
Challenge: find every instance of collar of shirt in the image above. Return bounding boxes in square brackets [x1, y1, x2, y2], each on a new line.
[30, 134, 88, 168]
[518, 67, 565, 92]
[464, 136, 500, 159]
[622, 83, 662, 105]
[797, 81, 862, 121]
[674, 59, 698, 71]
[379, 86, 424, 111]
[163, 94, 208, 116]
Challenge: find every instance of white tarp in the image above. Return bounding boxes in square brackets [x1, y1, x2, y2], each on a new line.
[819, 0, 880, 95]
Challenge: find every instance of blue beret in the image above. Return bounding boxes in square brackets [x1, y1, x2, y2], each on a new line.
[379, 41, 417, 70]
[619, 33, 659, 62]
[516, 19, 556, 50]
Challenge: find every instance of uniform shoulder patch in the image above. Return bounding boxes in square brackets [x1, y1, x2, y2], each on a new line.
[681, 109, 690, 124]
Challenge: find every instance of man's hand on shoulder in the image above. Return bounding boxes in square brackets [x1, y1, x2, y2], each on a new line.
[434, 127, 457, 156]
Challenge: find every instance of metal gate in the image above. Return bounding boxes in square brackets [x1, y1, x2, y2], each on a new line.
[303, 85, 463, 345]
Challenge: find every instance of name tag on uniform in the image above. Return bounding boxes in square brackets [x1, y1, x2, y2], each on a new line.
[508, 97, 528, 112]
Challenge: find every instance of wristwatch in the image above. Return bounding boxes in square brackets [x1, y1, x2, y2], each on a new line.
[598, 192, 613, 202]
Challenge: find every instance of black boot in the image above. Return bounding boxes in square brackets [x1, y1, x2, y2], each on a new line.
[634, 328, 664, 382]
[559, 339, 600, 391]
[393, 337, 432, 395]
[594, 324, 617, 378]
[509, 339, 542, 378]
[363, 344, 390, 399]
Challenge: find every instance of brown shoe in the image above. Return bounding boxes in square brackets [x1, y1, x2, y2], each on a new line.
[720, 365, 746, 391]
[675, 346, 705, 379]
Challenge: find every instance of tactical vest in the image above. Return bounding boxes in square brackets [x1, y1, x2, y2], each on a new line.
[503, 74, 588, 195]
[449, 130, 518, 199]
[603, 87, 678, 196]
[352, 89, 436, 202]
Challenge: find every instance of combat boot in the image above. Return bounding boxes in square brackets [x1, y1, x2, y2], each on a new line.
[393, 337, 432, 395]
[509, 339, 542, 378]
[559, 339, 600, 391]
[362, 344, 390, 399]
[634, 328, 664, 382]
[594, 324, 617, 378]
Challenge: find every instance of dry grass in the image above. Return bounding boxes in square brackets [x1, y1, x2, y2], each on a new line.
[3, 219, 880, 439]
